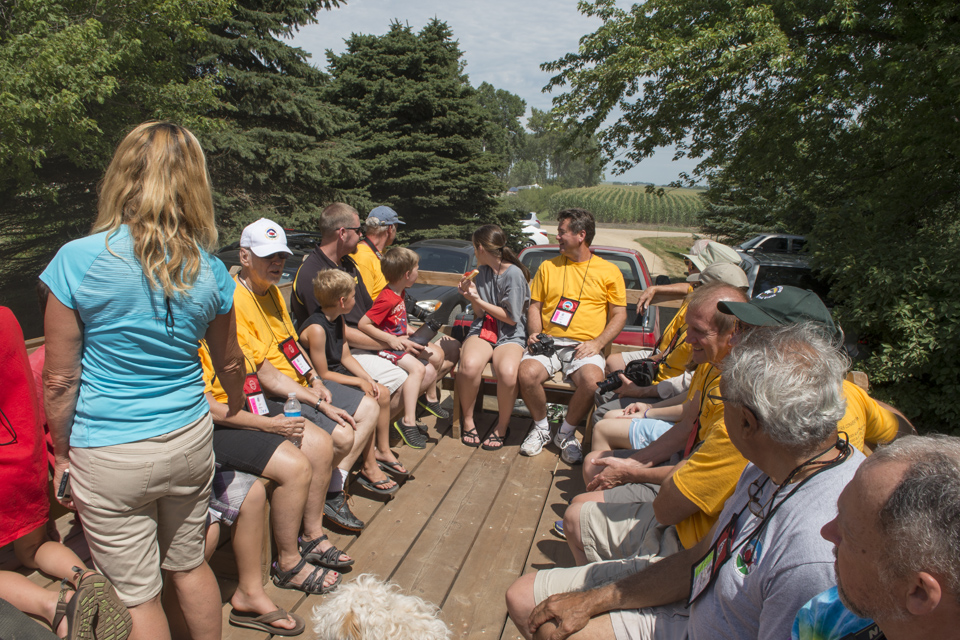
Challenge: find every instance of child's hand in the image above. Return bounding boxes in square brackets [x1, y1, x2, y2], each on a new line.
[359, 378, 379, 399]
[388, 335, 406, 351]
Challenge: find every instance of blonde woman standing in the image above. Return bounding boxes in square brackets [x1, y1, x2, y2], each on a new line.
[41, 122, 245, 640]
[456, 225, 530, 450]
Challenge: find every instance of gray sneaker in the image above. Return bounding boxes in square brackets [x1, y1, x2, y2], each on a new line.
[520, 428, 551, 457]
[555, 432, 583, 465]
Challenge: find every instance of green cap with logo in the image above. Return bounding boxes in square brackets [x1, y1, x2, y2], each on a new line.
[717, 285, 838, 338]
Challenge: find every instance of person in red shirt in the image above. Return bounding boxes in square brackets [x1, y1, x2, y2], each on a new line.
[359, 247, 445, 449]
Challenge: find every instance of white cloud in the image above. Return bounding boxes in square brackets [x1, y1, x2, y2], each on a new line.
[291, 0, 700, 185]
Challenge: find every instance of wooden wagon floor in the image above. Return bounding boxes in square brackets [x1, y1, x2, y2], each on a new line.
[10, 396, 586, 640]
[222, 404, 586, 640]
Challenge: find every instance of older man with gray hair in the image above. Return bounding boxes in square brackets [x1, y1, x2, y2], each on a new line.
[506, 322, 865, 640]
[792, 434, 960, 640]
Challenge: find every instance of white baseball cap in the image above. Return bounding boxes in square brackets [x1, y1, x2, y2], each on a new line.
[240, 218, 292, 258]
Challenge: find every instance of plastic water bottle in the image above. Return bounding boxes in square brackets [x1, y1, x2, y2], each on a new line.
[283, 392, 302, 448]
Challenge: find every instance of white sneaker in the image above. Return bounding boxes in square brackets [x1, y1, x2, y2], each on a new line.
[520, 428, 551, 457]
[556, 432, 583, 465]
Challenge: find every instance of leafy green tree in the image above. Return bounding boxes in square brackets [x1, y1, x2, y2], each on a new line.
[197, 0, 369, 238]
[325, 19, 502, 241]
[544, 0, 960, 429]
[474, 82, 527, 183]
[0, 0, 229, 196]
[513, 108, 605, 188]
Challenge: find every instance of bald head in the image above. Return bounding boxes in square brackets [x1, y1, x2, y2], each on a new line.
[687, 282, 749, 336]
[824, 435, 960, 628]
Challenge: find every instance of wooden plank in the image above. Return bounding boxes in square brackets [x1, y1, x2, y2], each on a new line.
[441, 417, 558, 639]
[221, 411, 466, 640]
[500, 457, 586, 640]
[388, 415, 518, 606]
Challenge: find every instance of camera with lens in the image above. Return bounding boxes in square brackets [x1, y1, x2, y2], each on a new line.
[528, 333, 556, 357]
[596, 358, 659, 393]
[405, 294, 429, 322]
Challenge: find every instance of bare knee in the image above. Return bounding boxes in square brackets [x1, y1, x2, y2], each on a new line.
[506, 573, 538, 633]
[606, 353, 625, 373]
[331, 425, 355, 457]
[518, 360, 545, 388]
[268, 444, 313, 487]
[460, 353, 489, 379]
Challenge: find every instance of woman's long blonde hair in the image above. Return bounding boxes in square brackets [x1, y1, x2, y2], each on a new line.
[94, 121, 218, 298]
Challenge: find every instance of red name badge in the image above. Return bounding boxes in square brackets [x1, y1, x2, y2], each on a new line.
[550, 296, 580, 328]
[689, 513, 737, 605]
[244, 373, 269, 415]
[280, 336, 312, 377]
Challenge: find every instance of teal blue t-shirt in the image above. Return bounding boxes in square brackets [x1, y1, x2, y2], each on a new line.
[792, 586, 882, 640]
[40, 226, 235, 447]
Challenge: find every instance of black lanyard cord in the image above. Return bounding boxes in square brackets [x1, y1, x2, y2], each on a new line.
[560, 255, 593, 302]
[729, 435, 851, 556]
[235, 275, 295, 349]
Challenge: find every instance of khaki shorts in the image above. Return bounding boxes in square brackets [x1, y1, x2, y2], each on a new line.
[520, 338, 605, 381]
[532, 507, 687, 640]
[353, 351, 409, 393]
[580, 501, 679, 564]
[70, 414, 215, 606]
[532, 557, 689, 640]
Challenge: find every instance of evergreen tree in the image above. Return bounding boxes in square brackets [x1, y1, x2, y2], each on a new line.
[325, 19, 502, 239]
[198, 0, 368, 238]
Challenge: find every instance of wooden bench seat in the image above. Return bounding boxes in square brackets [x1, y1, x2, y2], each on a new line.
[444, 363, 600, 450]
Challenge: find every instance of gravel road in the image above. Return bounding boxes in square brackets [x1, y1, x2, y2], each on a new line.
[538, 224, 694, 276]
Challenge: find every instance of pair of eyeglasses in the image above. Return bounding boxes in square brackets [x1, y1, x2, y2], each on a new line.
[746, 476, 772, 517]
[342, 226, 363, 236]
[708, 391, 757, 417]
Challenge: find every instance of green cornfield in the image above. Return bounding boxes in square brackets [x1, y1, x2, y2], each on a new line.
[547, 185, 706, 226]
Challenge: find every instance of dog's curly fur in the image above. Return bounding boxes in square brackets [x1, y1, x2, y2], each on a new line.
[311, 574, 451, 640]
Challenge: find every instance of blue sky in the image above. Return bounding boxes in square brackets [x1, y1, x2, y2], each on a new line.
[289, 0, 699, 186]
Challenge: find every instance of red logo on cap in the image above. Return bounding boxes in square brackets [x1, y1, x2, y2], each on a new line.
[264, 228, 278, 239]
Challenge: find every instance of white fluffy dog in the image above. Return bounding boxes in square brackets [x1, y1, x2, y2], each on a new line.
[311, 574, 451, 640]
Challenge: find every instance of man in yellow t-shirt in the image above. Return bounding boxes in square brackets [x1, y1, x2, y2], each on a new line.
[593, 262, 749, 427]
[718, 285, 914, 452]
[604, 244, 745, 403]
[517, 208, 627, 464]
[558, 282, 749, 564]
[352, 205, 402, 300]
[233, 218, 382, 531]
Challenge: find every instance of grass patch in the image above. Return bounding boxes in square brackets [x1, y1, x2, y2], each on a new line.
[637, 236, 696, 280]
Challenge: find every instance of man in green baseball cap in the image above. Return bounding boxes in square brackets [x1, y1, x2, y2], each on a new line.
[718, 285, 913, 452]
[718, 284, 838, 338]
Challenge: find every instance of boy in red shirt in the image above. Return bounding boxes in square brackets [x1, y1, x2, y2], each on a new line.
[359, 247, 444, 448]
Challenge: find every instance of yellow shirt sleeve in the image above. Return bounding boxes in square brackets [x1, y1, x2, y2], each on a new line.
[232, 279, 306, 385]
[837, 380, 899, 452]
[198, 337, 264, 404]
[672, 366, 743, 549]
[672, 418, 749, 549]
[655, 301, 691, 382]
[531, 255, 626, 343]
[353, 242, 387, 301]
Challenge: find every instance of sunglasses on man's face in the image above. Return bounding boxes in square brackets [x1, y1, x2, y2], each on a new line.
[342, 226, 363, 236]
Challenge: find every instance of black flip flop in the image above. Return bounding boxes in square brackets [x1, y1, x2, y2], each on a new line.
[229, 608, 305, 636]
[356, 472, 400, 495]
[377, 459, 410, 479]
